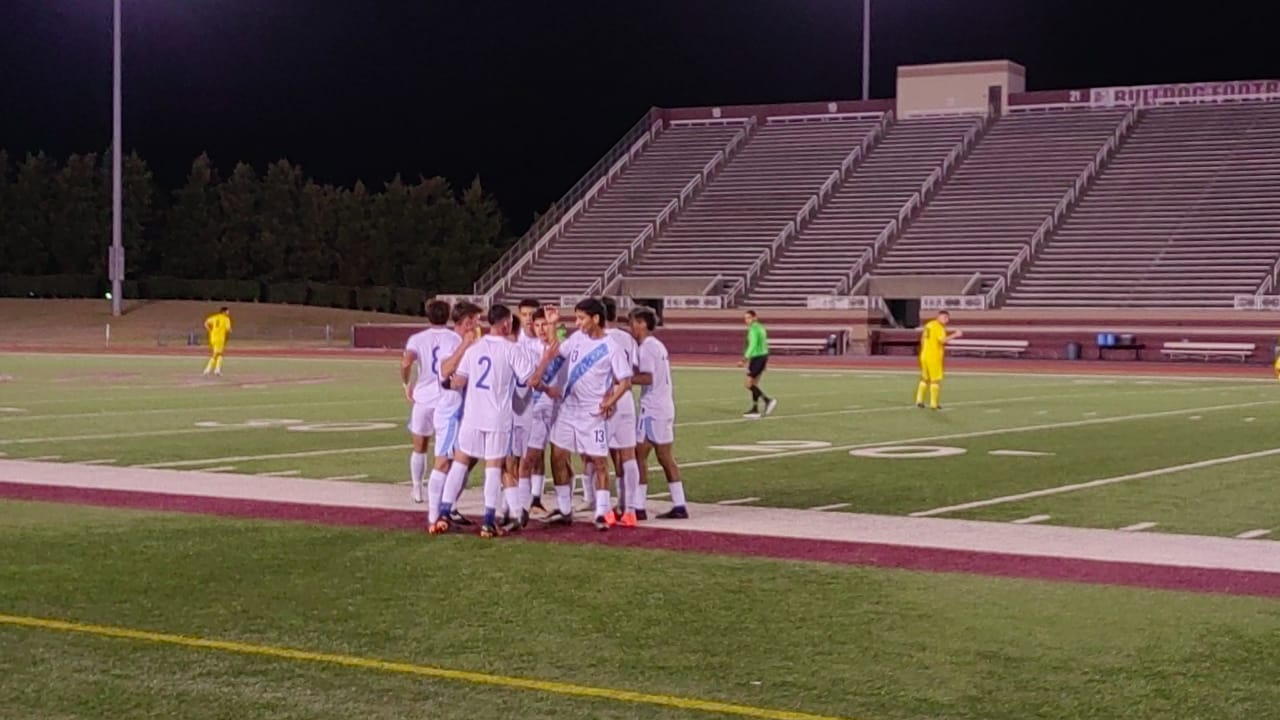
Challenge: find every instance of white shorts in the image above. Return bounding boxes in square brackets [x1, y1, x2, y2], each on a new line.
[432, 408, 461, 459]
[550, 413, 608, 457]
[639, 415, 675, 446]
[526, 405, 556, 452]
[608, 410, 637, 449]
[510, 417, 531, 458]
[457, 425, 512, 461]
[407, 402, 435, 437]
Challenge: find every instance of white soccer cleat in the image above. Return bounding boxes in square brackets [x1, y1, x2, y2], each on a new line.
[764, 399, 778, 416]
[411, 483, 424, 504]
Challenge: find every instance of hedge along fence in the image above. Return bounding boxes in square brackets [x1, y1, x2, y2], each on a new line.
[0, 274, 428, 316]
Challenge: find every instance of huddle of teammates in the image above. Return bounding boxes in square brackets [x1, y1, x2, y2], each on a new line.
[401, 296, 687, 537]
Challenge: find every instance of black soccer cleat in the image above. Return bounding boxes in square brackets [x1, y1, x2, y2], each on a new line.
[530, 496, 546, 511]
[657, 506, 689, 520]
[448, 509, 473, 526]
[539, 509, 573, 526]
[635, 509, 648, 521]
[593, 515, 610, 532]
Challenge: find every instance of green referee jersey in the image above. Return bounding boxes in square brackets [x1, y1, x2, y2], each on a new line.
[744, 321, 768, 358]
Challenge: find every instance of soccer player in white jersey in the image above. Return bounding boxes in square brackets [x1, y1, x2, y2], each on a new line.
[601, 297, 642, 527]
[541, 299, 633, 531]
[434, 304, 555, 538]
[520, 307, 565, 515]
[400, 300, 452, 503]
[424, 300, 483, 529]
[629, 306, 688, 519]
[502, 299, 544, 525]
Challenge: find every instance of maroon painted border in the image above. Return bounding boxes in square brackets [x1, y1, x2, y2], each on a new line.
[2, 482, 1276, 599]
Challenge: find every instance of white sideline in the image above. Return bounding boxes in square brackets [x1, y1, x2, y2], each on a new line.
[136, 444, 407, 469]
[0, 398, 391, 423]
[911, 445, 1280, 517]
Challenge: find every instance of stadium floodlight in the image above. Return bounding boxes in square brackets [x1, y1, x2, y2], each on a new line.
[862, 0, 871, 101]
[110, 0, 123, 317]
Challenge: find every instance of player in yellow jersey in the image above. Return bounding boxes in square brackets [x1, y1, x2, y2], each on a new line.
[202, 306, 233, 376]
[1274, 336, 1280, 380]
[915, 310, 961, 410]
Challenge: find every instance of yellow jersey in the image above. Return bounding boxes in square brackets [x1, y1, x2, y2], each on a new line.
[919, 319, 948, 359]
[205, 312, 232, 341]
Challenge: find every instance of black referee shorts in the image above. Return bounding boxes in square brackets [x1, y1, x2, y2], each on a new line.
[746, 355, 768, 379]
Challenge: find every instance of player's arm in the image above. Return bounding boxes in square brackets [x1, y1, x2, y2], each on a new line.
[400, 350, 418, 401]
[599, 350, 634, 416]
[204, 317, 214, 333]
[631, 344, 654, 386]
[449, 348, 473, 391]
[439, 335, 473, 381]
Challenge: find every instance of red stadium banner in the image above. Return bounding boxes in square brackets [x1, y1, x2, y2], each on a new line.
[1089, 80, 1280, 107]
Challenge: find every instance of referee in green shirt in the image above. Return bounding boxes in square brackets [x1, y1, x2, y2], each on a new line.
[740, 310, 776, 418]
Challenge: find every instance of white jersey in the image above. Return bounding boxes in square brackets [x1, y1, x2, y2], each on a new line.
[456, 335, 538, 432]
[532, 337, 567, 411]
[404, 327, 455, 404]
[558, 331, 632, 421]
[636, 335, 675, 420]
[512, 331, 543, 421]
[434, 330, 467, 417]
[606, 327, 639, 418]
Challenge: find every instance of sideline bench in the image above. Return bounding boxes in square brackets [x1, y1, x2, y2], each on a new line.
[1160, 341, 1256, 362]
[770, 337, 831, 355]
[946, 338, 1030, 358]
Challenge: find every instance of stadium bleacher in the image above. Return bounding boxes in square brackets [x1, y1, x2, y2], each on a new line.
[624, 115, 887, 299]
[1007, 101, 1280, 308]
[745, 115, 983, 307]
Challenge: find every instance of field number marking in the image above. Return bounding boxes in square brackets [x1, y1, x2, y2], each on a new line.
[850, 446, 966, 459]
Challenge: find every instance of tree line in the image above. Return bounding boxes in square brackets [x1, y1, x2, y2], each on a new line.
[0, 149, 513, 314]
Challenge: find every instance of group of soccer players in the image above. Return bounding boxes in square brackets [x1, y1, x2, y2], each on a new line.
[401, 296, 687, 537]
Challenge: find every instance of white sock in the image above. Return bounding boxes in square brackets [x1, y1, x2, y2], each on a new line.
[531, 474, 545, 499]
[636, 482, 648, 511]
[410, 452, 426, 490]
[503, 486, 523, 518]
[669, 480, 687, 507]
[555, 484, 572, 515]
[441, 461, 468, 512]
[517, 476, 532, 510]
[483, 467, 502, 513]
[582, 462, 595, 500]
[427, 469, 447, 523]
[594, 489, 611, 518]
[622, 460, 640, 512]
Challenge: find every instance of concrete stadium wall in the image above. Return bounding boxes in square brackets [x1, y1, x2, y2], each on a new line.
[874, 327, 1278, 363]
[896, 60, 1026, 115]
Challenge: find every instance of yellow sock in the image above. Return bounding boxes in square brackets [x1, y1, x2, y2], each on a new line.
[214, 355, 224, 374]
[915, 381, 927, 405]
[929, 383, 940, 408]
[204, 357, 215, 374]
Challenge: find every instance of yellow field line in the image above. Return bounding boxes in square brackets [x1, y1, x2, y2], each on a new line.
[0, 612, 853, 720]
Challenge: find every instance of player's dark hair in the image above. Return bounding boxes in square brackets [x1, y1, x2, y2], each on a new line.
[744, 309, 757, 319]
[451, 301, 482, 324]
[219, 306, 229, 313]
[425, 300, 450, 326]
[518, 298, 541, 311]
[938, 310, 951, 318]
[487, 304, 512, 327]
[601, 296, 618, 323]
[575, 298, 605, 325]
[531, 308, 547, 322]
[511, 314, 522, 336]
[629, 307, 657, 332]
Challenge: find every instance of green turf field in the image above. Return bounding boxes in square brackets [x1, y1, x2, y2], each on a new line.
[1, 353, 1278, 537]
[2, 501, 1278, 720]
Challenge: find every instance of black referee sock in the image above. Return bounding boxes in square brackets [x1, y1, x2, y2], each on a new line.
[750, 386, 761, 407]
[759, 389, 772, 403]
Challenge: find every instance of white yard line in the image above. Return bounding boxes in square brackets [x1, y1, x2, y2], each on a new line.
[675, 382, 1262, 431]
[0, 398, 391, 423]
[256, 470, 301, 477]
[912, 445, 1280, 518]
[808, 502, 852, 512]
[26, 455, 62, 461]
[76, 459, 118, 466]
[647, 492, 670, 499]
[320, 474, 370, 481]
[201, 466, 238, 473]
[1011, 514, 1052, 524]
[684, 399, 1280, 472]
[135, 444, 406, 469]
[1119, 522, 1158, 532]
[1236, 529, 1272, 540]
[0, 416, 404, 446]
[716, 497, 760, 505]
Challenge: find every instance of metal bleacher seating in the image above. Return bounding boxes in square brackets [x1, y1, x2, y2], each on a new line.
[745, 115, 982, 306]
[1007, 101, 1280, 308]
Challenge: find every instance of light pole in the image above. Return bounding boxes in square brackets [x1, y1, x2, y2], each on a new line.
[110, 0, 123, 316]
[861, 0, 871, 101]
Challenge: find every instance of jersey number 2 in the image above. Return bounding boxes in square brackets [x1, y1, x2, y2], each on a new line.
[475, 356, 493, 390]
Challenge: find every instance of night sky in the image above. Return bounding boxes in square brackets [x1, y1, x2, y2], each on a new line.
[1, 0, 1274, 233]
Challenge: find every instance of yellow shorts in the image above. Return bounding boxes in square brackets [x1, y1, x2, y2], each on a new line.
[919, 355, 943, 382]
[209, 339, 226, 355]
